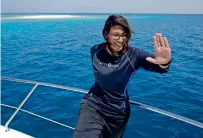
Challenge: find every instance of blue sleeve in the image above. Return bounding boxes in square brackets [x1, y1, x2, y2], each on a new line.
[90, 43, 106, 61]
[135, 48, 170, 74]
[90, 44, 99, 61]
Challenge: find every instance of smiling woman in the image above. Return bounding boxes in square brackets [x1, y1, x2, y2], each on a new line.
[73, 14, 172, 138]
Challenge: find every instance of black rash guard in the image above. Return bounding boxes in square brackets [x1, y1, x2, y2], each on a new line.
[84, 42, 169, 114]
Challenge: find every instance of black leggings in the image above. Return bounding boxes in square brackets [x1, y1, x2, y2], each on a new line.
[73, 99, 130, 138]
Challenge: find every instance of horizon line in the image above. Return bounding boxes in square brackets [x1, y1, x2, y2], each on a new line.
[1, 12, 203, 15]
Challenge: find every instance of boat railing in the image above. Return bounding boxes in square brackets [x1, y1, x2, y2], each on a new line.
[1, 76, 203, 133]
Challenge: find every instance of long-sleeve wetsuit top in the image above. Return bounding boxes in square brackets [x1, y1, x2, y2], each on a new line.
[85, 42, 170, 113]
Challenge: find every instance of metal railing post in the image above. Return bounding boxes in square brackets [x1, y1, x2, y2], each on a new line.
[5, 83, 39, 132]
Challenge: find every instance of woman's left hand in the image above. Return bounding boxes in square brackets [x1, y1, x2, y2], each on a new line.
[146, 33, 172, 65]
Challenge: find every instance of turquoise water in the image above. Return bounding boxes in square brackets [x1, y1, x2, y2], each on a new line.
[1, 14, 203, 137]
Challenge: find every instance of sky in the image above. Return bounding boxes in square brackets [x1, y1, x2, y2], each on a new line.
[1, 0, 203, 14]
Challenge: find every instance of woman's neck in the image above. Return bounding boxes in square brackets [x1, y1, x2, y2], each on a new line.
[105, 45, 120, 57]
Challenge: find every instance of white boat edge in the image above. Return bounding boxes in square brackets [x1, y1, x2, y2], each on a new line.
[0, 125, 33, 138]
[1, 76, 202, 138]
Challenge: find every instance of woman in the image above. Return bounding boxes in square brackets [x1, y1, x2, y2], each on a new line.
[73, 14, 172, 138]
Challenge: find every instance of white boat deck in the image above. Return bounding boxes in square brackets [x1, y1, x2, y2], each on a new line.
[0, 125, 33, 138]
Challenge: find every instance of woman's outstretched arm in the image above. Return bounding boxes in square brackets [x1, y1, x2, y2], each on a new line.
[136, 33, 172, 73]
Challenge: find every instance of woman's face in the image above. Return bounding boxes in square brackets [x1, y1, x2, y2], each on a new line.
[107, 25, 128, 53]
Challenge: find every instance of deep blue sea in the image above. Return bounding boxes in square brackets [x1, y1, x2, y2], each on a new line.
[1, 13, 203, 138]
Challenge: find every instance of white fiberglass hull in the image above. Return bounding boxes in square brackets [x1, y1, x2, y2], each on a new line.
[0, 125, 33, 138]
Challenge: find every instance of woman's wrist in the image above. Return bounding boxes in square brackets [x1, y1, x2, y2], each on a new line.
[159, 58, 172, 69]
[159, 64, 169, 69]
[160, 58, 173, 66]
